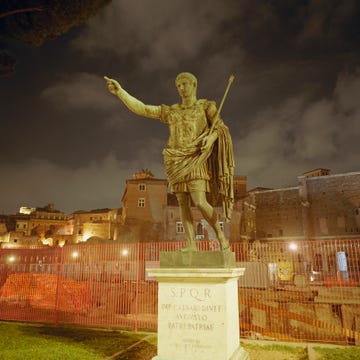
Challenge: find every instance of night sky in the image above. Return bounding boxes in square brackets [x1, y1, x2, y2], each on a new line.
[1, 0, 360, 215]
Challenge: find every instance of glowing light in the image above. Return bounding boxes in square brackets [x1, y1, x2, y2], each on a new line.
[8, 256, 15, 263]
[289, 242, 298, 251]
[42, 238, 52, 245]
[72, 251, 79, 259]
[19, 206, 35, 215]
[122, 249, 129, 256]
[82, 232, 92, 242]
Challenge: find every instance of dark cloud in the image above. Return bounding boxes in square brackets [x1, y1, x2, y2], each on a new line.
[0, 154, 164, 214]
[40, 73, 120, 111]
[235, 68, 360, 188]
[296, 0, 358, 47]
[72, 0, 242, 70]
[0, 0, 359, 214]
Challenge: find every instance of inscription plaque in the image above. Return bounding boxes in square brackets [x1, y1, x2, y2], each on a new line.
[147, 268, 249, 360]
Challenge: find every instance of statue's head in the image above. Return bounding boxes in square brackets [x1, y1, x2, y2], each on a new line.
[175, 72, 197, 98]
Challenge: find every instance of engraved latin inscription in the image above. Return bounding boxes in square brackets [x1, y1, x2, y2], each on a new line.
[157, 280, 238, 357]
[162, 286, 225, 345]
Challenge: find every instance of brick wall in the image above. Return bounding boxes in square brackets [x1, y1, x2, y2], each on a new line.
[304, 173, 360, 238]
[237, 171, 360, 241]
[254, 188, 304, 240]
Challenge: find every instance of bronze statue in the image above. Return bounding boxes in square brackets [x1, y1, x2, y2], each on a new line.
[104, 72, 234, 252]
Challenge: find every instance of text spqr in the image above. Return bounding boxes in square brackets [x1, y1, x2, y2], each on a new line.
[170, 287, 211, 301]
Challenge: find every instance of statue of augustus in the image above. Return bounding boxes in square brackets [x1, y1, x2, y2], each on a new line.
[105, 72, 234, 252]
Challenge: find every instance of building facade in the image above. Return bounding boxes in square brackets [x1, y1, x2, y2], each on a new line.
[237, 170, 360, 242]
[1, 169, 359, 248]
[70, 208, 120, 243]
[119, 171, 248, 243]
[1, 204, 69, 247]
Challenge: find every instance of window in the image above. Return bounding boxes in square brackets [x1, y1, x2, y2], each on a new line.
[138, 198, 145, 207]
[196, 222, 204, 239]
[139, 184, 146, 191]
[219, 221, 224, 232]
[234, 184, 238, 195]
[176, 221, 184, 233]
[196, 222, 204, 235]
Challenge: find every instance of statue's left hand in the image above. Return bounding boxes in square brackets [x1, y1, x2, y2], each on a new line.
[201, 133, 217, 152]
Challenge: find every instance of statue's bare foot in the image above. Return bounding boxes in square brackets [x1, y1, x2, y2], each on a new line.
[179, 243, 197, 252]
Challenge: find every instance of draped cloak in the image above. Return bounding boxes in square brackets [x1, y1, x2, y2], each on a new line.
[160, 99, 235, 222]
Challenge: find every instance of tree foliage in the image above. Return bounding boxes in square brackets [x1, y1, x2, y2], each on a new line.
[0, 49, 16, 76]
[0, 0, 111, 75]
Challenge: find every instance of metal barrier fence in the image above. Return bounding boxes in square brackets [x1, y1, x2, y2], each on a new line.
[0, 239, 360, 344]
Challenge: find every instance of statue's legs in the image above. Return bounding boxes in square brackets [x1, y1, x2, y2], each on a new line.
[190, 191, 230, 251]
[175, 192, 197, 251]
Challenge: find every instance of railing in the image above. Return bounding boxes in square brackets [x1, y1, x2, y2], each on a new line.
[1, 239, 360, 344]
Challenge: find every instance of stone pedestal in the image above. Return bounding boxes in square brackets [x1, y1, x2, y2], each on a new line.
[160, 250, 236, 268]
[146, 267, 250, 360]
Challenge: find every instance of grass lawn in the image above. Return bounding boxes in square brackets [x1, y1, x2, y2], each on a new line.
[241, 342, 308, 360]
[0, 321, 157, 360]
[313, 346, 360, 360]
[1, 321, 360, 360]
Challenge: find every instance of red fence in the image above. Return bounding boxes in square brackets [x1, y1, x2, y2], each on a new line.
[1, 239, 360, 344]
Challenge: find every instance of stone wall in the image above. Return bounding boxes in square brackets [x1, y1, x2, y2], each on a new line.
[237, 171, 360, 242]
[254, 188, 304, 240]
[304, 173, 360, 238]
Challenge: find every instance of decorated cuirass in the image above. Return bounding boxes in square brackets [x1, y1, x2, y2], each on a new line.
[161, 100, 211, 149]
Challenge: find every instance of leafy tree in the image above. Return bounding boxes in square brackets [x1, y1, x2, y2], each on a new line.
[0, 0, 111, 75]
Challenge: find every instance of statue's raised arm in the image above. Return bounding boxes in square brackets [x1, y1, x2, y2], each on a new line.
[104, 76, 161, 119]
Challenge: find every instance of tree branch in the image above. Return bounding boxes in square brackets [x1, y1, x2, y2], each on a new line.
[0, 7, 45, 19]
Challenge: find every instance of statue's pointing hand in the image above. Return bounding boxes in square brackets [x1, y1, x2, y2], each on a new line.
[104, 76, 121, 96]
